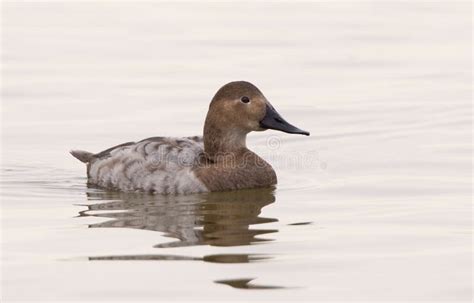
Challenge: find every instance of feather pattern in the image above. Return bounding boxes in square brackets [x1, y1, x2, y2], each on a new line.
[86, 136, 208, 194]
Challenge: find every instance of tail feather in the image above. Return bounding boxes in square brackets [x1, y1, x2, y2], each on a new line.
[70, 150, 94, 163]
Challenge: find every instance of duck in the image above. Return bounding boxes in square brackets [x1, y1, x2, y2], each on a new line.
[71, 81, 309, 194]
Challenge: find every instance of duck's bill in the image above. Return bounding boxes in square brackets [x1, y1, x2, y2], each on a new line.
[259, 104, 310, 136]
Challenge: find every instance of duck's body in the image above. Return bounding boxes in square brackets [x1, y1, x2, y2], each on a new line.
[71, 81, 309, 194]
[72, 135, 276, 194]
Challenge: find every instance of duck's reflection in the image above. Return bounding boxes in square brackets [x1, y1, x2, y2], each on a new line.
[79, 187, 278, 262]
[89, 254, 271, 264]
[215, 278, 283, 290]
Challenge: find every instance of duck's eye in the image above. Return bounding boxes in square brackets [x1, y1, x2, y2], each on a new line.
[241, 96, 250, 103]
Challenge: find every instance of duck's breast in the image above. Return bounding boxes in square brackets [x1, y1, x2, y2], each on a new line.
[88, 136, 208, 194]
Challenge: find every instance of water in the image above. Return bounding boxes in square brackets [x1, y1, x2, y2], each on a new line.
[1, 2, 472, 301]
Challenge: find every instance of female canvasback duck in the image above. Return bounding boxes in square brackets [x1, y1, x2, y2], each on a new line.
[71, 81, 309, 194]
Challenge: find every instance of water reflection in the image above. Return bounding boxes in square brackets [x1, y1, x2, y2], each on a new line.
[89, 254, 271, 263]
[215, 278, 284, 290]
[79, 187, 278, 260]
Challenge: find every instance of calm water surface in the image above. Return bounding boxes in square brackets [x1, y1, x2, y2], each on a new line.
[1, 2, 472, 302]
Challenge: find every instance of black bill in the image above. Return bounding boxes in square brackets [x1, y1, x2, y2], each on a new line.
[259, 104, 310, 136]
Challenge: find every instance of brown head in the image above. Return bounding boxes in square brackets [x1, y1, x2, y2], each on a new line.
[203, 81, 309, 159]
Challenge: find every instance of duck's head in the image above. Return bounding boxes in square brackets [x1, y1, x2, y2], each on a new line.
[205, 81, 309, 136]
[203, 81, 309, 157]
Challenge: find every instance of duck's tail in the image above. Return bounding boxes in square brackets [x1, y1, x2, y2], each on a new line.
[70, 150, 94, 163]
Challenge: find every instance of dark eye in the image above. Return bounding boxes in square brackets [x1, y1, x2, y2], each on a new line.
[241, 96, 250, 103]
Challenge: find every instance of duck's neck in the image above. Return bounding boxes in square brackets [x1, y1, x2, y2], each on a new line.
[203, 122, 248, 161]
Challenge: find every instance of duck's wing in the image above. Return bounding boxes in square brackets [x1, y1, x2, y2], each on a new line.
[93, 136, 204, 161]
[70, 136, 203, 163]
[81, 136, 207, 194]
